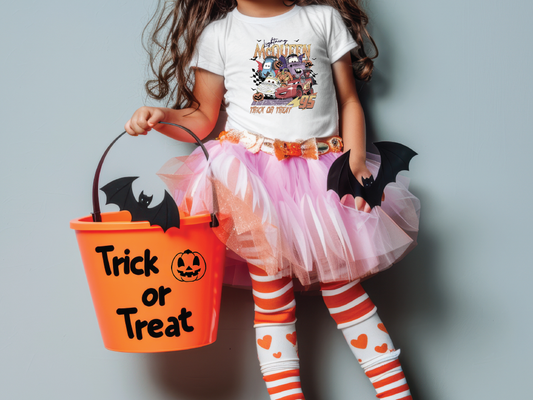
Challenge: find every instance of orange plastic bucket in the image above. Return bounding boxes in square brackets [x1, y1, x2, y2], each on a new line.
[71, 211, 225, 352]
[72, 123, 225, 352]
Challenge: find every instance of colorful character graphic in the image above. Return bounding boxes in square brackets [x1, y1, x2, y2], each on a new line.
[250, 41, 317, 108]
[258, 56, 279, 79]
[285, 53, 306, 78]
[254, 76, 282, 101]
[275, 75, 313, 99]
[277, 68, 293, 86]
[286, 54, 300, 64]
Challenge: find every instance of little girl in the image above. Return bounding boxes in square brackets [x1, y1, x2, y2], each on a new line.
[126, 1, 419, 399]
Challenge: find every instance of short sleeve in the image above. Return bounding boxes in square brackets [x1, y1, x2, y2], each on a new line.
[190, 21, 225, 76]
[326, 8, 357, 63]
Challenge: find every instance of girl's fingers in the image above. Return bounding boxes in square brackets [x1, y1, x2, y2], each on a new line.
[130, 109, 156, 135]
[135, 109, 153, 131]
[130, 119, 149, 136]
[125, 120, 138, 136]
[147, 109, 164, 127]
[355, 196, 363, 211]
[355, 197, 364, 212]
[355, 196, 372, 213]
[131, 120, 145, 135]
[126, 107, 165, 136]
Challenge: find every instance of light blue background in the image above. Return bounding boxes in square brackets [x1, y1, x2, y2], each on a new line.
[1, 1, 531, 399]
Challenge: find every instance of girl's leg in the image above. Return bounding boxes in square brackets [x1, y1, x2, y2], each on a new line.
[321, 280, 412, 400]
[248, 263, 305, 400]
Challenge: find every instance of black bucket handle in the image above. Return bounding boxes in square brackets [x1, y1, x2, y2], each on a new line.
[91, 122, 217, 227]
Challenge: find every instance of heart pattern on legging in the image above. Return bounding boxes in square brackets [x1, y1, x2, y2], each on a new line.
[350, 334, 368, 349]
[257, 335, 272, 350]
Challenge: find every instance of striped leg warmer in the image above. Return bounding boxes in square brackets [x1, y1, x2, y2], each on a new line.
[249, 264, 305, 400]
[321, 280, 412, 400]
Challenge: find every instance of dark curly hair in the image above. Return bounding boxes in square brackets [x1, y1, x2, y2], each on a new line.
[144, 0, 377, 109]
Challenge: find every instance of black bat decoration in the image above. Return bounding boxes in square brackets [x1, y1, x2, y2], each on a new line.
[100, 176, 180, 231]
[327, 141, 417, 208]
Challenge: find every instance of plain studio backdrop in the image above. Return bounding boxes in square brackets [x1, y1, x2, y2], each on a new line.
[1, 1, 531, 399]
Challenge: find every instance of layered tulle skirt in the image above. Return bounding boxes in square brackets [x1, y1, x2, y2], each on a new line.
[158, 138, 420, 287]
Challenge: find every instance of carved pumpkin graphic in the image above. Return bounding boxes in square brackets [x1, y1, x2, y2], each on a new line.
[171, 249, 207, 282]
[274, 60, 282, 69]
[277, 69, 293, 86]
[253, 92, 264, 102]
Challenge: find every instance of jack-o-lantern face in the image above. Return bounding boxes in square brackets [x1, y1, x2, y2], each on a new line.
[171, 249, 207, 282]
[277, 69, 293, 86]
[253, 92, 264, 102]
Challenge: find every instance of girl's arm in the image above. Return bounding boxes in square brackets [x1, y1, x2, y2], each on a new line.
[125, 68, 225, 142]
[332, 52, 373, 212]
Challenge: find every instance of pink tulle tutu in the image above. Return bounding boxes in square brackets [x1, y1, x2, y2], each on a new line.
[158, 138, 420, 287]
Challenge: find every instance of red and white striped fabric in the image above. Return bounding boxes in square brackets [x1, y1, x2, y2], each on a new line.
[321, 280, 377, 328]
[365, 358, 412, 400]
[249, 269, 411, 400]
[249, 264, 305, 399]
[322, 280, 412, 400]
[263, 369, 305, 400]
[249, 263, 296, 326]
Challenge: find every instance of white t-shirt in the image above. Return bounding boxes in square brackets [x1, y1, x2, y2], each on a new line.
[192, 5, 357, 141]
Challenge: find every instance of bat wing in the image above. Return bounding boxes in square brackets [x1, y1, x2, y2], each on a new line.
[326, 142, 417, 209]
[326, 150, 364, 199]
[100, 176, 180, 231]
[142, 191, 181, 231]
[100, 176, 141, 213]
[366, 141, 417, 208]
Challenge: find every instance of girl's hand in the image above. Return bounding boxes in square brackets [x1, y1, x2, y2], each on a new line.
[125, 106, 168, 136]
[349, 159, 373, 213]
[349, 157, 385, 213]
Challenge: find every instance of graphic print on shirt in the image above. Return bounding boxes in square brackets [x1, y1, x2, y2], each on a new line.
[250, 37, 317, 115]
